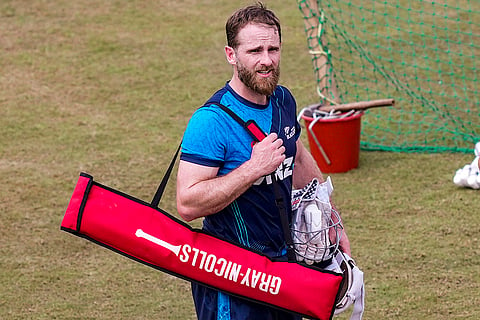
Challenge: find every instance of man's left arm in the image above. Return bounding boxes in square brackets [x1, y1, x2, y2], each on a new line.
[292, 139, 324, 189]
[293, 139, 352, 256]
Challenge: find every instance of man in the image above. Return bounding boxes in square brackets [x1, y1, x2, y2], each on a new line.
[176, 3, 351, 319]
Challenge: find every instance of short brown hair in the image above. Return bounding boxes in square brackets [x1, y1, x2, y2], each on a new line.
[225, 2, 281, 49]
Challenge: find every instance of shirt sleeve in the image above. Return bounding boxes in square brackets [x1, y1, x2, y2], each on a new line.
[180, 108, 226, 167]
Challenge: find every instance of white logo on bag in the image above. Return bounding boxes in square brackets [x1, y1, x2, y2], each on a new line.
[135, 229, 282, 295]
[136, 229, 181, 255]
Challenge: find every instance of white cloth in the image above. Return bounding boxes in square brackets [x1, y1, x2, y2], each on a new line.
[453, 156, 480, 189]
[453, 142, 480, 189]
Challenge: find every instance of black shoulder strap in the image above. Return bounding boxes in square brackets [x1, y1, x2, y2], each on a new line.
[151, 143, 181, 208]
[209, 102, 267, 142]
[151, 102, 296, 262]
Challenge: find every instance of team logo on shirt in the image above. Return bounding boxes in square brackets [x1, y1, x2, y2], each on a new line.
[253, 156, 294, 185]
[284, 126, 295, 140]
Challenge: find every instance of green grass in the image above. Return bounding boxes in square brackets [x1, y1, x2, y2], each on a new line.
[1, 1, 479, 319]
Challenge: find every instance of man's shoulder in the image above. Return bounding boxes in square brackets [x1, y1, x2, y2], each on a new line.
[272, 85, 294, 100]
[275, 84, 291, 92]
[189, 85, 231, 118]
[271, 85, 296, 110]
[189, 104, 225, 127]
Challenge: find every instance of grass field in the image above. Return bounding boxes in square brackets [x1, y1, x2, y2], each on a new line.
[1, 1, 479, 319]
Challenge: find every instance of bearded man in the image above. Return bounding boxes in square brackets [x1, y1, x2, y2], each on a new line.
[176, 3, 351, 320]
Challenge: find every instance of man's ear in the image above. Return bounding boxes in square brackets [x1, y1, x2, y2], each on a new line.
[224, 46, 237, 65]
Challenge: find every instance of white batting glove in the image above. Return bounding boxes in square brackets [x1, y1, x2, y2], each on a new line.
[291, 177, 335, 264]
[303, 202, 330, 264]
[292, 203, 308, 261]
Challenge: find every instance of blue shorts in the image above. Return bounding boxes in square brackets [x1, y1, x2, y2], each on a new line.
[191, 282, 303, 320]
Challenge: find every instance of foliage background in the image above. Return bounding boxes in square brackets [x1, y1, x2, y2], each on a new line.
[1, 1, 478, 319]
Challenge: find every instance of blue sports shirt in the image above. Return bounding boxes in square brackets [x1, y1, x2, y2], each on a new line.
[180, 83, 301, 257]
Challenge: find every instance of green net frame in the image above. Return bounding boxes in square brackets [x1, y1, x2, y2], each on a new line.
[297, 0, 479, 153]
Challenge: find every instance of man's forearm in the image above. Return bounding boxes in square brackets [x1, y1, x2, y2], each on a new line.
[177, 133, 286, 221]
[176, 160, 260, 221]
[293, 139, 324, 188]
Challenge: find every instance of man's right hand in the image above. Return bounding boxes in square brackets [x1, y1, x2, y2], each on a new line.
[248, 133, 285, 178]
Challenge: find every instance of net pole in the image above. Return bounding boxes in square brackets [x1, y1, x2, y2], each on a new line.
[298, 0, 339, 105]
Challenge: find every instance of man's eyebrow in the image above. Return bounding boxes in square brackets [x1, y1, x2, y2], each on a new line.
[246, 44, 280, 52]
[246, 45, 263, 52]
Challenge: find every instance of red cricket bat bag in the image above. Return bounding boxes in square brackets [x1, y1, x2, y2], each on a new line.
[61, 172, 343, 319]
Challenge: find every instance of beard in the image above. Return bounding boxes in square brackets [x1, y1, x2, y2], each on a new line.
[237, 61, 280, 96]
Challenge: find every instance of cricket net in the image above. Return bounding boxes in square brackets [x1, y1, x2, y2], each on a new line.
[297, 0, 479, 153]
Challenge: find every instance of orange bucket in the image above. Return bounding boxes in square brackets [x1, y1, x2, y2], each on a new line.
[301, 111, 363, 173]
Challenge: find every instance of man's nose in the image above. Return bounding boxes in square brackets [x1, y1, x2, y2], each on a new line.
[259, 51, 274, 66]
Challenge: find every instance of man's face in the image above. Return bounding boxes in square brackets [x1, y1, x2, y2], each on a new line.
[233, 23, 281, 96]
